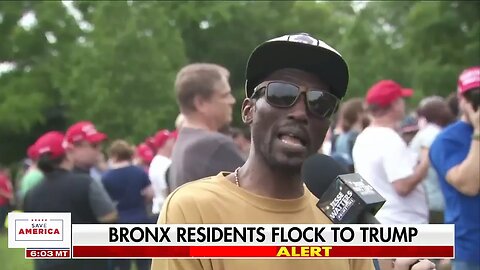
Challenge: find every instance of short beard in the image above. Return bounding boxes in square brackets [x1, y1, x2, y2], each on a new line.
[256, 139, 303, 177]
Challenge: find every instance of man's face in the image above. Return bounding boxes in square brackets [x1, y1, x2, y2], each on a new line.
[70, 141, 102, 169]
[243, 68, 333, 171]
[459, 96, 471, 123]
[392, 98, 406, 121]
[459, 89, 480, 124]
[203, 77, 236, 129]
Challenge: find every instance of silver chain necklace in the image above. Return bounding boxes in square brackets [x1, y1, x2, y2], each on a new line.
[234, 167, 240, 187]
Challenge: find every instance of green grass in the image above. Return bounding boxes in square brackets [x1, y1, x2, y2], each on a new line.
[0, 232, 33, 270]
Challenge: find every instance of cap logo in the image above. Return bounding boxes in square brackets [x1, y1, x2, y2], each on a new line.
[460, 69, 480, 85]
[72, 135, 84, 142]
[289, 34, 317, 45]
[62, 140, 69, 149]
[81, 124, 98, 136]
[38, 146, 51, 154]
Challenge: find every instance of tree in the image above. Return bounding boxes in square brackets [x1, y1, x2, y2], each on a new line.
[57, 1, 187, 143]
[403, 1, 480, 99]
[1, 1, 478, 165]
[0, 1, 80, 164]
[165, 1, 353, 124]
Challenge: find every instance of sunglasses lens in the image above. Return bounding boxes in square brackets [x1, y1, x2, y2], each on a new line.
[307, 91, 339, 118]
[266, 82, 300, 107]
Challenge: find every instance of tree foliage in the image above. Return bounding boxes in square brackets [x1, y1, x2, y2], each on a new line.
[57, 1, 187, 142]
[0, 1, 479, 164]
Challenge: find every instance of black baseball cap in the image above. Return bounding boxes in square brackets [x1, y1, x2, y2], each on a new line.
[245, 33, 349, 99]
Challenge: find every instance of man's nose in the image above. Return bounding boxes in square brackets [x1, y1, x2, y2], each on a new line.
[229, 93, 236, 105]
[287, 93, 308, 124]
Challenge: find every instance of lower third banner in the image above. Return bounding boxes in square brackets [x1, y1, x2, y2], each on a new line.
[72, 245, 454, 258]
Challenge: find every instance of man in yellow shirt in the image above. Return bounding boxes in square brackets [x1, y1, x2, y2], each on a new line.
[152, 33, 433, 270]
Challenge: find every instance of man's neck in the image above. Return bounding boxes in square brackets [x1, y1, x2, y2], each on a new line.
[233, 153, 304, 200]
[59, 161, 73, 171]
[183, 115, 218, 132]
[110, 160, 131, 169]
[73, 164, 90, 174]
[352, 121, 363, 132]
[460, 113, 469, 124]
[370, 116, 397, 129]
[156, 149, 170, 159]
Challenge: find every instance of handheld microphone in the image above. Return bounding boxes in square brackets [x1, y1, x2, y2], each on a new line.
[302, 154, 385, 224]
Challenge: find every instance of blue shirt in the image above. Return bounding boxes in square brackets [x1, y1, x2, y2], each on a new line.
[102, 165, 151, 223]
[429, 121, 480, 264]
[333, 130, 359, 165]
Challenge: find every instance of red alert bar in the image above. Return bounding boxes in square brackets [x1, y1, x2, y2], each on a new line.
[72, 246, 454, 258]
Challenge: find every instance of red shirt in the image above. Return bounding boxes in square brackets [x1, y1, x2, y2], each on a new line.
[0, 172, 13, 206]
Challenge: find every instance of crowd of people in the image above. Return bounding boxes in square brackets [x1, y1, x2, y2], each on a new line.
[0, 32, 478, 270]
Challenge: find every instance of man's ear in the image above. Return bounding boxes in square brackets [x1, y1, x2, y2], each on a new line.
[242, 98, 255, 124]
[193, 95, 206, 113]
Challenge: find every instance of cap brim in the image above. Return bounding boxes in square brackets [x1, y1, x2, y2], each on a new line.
[87, 133, 107, 143]
[246, 41, 349, 99]
[401, 88, 414, 97]
[459, 82, 480, 94]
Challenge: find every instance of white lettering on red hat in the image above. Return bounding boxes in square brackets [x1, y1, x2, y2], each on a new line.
[81, 124, 98, 136]
[38, 146, 51, 154]
[460, 68, 480, 86]
[72, 135, 84, 142]
[62, 140, 69, 149]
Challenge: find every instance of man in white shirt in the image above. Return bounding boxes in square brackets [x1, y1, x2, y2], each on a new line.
[410, 96, 455, 223]
[352, 80, 429, 224]
[148, 129, 176, 215]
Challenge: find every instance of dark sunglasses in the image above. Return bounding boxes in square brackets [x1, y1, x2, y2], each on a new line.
[251, 81, 340, 118]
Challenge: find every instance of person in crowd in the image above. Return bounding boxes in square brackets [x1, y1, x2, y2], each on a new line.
[353, 80, 429, 225]
[446, 92, 460, 118]
[319, 125, 333, 155]
[102, 140, 153, 270]
[23, 131, 117, 270]
[327, 113, 342, 155]
[175, 113, 185, 130]
[20, 143, 44, 199]
[0, 166, 13, 233]
[169, 63, 244, 189]
[145, 136, 157, 154]
[152, 33, 434, 270]
[89, 151, 109, 182]
[429, 66, 480, 270]
[134, 143, 154, 172]
[410, 96, 455, 224]
[230, 127, 251, 159]
[331, 97, 365, 172]
[64, 121, 108, 176]
[399, 115, 420, 144]
[148, 129, 176, 217]
[135, 142, 156, 218]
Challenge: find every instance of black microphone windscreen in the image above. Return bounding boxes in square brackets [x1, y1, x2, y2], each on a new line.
[302, 154, 349, 198]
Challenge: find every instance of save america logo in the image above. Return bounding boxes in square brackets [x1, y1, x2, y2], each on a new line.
[16, 217, 63, 241]
[8, 212, 71, 249]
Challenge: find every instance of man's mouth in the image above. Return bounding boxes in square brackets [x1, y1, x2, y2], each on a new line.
[277, 132, 307, 148]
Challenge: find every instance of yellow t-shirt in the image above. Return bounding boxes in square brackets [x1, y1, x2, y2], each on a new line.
[151, 172, 374, 270]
